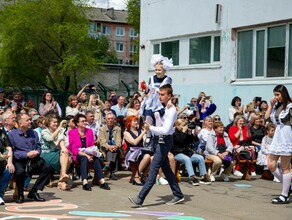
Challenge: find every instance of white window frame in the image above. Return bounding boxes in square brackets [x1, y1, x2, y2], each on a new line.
[151, 32, 220, 68]
[236, 23, 292, 80]
[129, 44, 137, 53]
[102, 25, 111, 35]
[129, 28, 138, 37]
[116, 42, 124, 52]
[116, 27, 125, 36]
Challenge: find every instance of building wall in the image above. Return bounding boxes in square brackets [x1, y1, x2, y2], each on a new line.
[139, 0, 292, 124]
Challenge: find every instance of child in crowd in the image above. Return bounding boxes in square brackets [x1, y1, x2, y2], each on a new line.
[140, 54, 173, 146]
[257, 122, 279, 182]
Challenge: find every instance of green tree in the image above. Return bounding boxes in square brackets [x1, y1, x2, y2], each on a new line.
[0, 0, 116, 92]
[127, 0, 140, 63]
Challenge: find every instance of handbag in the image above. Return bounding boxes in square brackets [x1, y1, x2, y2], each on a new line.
[25, 157, 45, 175]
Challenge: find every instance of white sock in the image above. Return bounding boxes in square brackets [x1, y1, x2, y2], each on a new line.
[272, 168, 283, 182]
[281, 173, 291, 197]
[99, 179, 105, 184]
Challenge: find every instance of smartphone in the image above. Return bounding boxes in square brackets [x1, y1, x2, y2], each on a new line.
[188, 103, 195, 111]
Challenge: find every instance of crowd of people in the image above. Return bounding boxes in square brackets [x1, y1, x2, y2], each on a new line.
[0, 55, 291, 206]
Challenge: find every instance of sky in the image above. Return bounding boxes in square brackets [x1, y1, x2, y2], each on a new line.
[89, 0, 127, 10]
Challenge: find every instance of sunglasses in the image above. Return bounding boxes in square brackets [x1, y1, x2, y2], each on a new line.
[214, 118, 221, 121]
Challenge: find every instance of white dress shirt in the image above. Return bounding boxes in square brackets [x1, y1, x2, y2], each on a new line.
[150, 105, 177, 136]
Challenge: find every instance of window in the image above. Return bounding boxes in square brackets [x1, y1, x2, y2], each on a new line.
[89, 22, 97, 32]
[118, 59, 123, 64]
[289, 24, 292, 77]
[153, 44, 160, 54]
[102, 26, 111, 35]
[161, 40, 179, 65]
[189, 35, 220, 64]
[116, 42, 124, 52]
[130, 44, 137, 53]
[237, 30, 253, 78]
[237, 24, 292, 79]
[129, 28, 138, 37]
[267, 25, 285, 77]
[116, 27, 125, 36]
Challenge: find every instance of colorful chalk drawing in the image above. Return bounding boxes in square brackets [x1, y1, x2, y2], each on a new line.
[0, 199, 204, 219]
[69, 211, 130, 217]
[233, 184, 252, 188]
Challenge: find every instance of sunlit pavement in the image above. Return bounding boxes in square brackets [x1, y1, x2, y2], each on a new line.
[0, 171, 291, 220]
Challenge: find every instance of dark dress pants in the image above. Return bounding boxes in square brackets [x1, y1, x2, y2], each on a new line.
[14, 157, 52, 197]
[77, 155, 104, 181]
[138, 135, 183, 202]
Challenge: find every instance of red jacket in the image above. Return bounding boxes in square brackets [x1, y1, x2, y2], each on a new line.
[228, 125, 251, 147]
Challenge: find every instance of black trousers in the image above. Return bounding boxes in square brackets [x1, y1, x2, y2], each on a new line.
[14, 157, 52, 197]
[77, 155, 104, 181]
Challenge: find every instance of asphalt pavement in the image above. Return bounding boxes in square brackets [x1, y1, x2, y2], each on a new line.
[0, 171, 291, 220]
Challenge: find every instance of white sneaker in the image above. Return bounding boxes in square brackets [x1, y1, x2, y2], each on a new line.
[233, 170, 244, 177]
[273, 176, 280, 183]
[0, 197, 5, 205]
[210, 174, 215, 182]
[220, 173, 230, 182]
[157, 177, 169, 185]
[251, 171, 256, 176]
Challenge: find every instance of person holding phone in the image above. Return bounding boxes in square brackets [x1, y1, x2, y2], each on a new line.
[39, 91, 62, 118]
[228, 96, 244, 123]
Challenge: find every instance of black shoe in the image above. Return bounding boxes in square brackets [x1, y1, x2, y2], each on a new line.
[128, 196, 143, 207]
[16, 195, 24, 204]
[190, 178, 199, 186]
[82, 184, 92, 191]
[100, 182, 110, 190]
[132, 177, 144, 186]
[27, 191, 45, 202]
[110, 173, 118, 180]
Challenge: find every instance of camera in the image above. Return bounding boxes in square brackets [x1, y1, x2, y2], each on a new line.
[187, 122, 197, 130]
[85, 84, 95, 93]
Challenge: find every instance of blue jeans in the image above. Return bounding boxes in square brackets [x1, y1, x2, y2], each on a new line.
[175, 153, 207, 177]
[0, 169, 13, 198]
[138, 136, 183, 202]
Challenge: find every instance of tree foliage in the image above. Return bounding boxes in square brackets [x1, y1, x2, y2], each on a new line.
[127, 0, 140, 34]
[126, 0, 140, 63]
[0, 0, 117, 92]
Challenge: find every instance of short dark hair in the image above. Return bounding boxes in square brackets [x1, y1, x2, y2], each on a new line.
[159, 84, 173, 95]
[73, 113, 86, 126]
[231, 96, 241, 106]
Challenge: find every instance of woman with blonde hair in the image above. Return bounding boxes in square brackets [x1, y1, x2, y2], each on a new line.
[41, 115, 71, 190]
[228, 115, 255, 177]
[65, 95, 81, 117]
[197, 116, 213, 155]
[172, 119, 211, 185]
